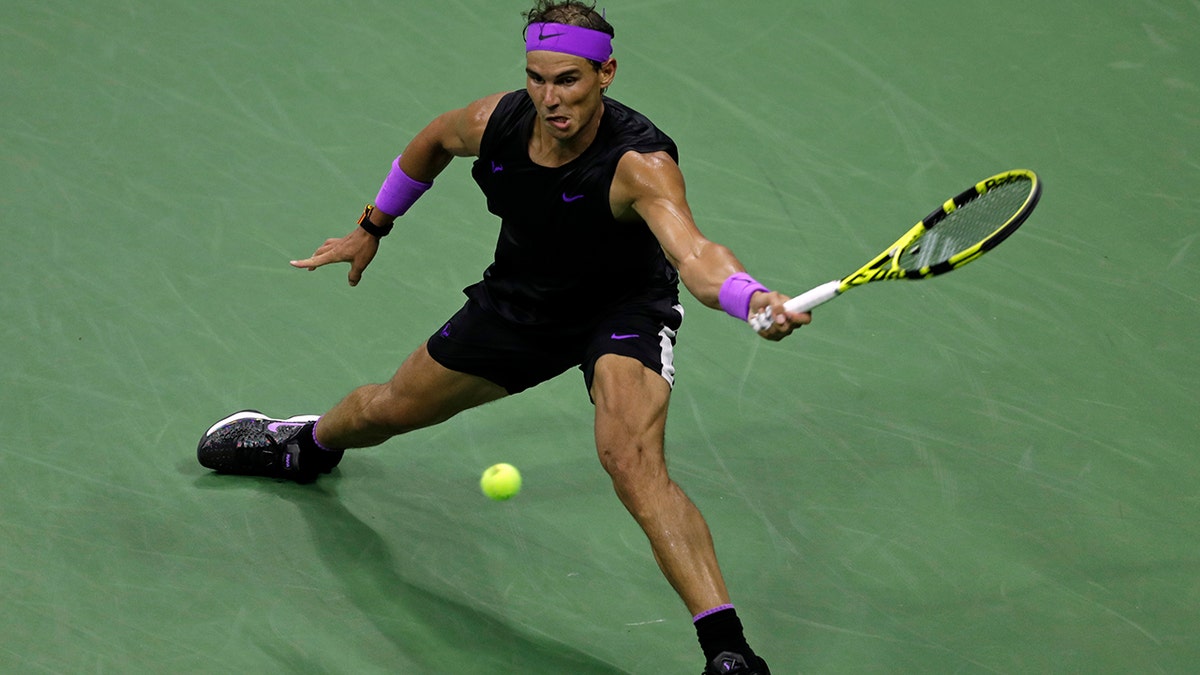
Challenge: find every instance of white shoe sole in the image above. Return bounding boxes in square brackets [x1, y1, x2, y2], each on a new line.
[204, 410, 320, 437]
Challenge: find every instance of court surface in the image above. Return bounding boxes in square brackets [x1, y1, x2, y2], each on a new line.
[3, 1, 1198, 672]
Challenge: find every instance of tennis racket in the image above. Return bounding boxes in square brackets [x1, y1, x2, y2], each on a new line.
[750, 169, 1042, 331]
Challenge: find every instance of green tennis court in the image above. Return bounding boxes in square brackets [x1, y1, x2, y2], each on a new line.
[3, 0, 1197, 672]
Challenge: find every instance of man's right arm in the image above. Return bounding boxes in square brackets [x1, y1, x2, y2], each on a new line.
[288, 93, 506, 285]
[393, 92, 507, 186]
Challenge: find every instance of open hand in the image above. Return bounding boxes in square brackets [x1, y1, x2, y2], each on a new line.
[289, 228, 380, 287]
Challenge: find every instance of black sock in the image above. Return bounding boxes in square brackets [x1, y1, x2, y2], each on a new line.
[694, 605, 756, 663]
[296, 421, 342, 453]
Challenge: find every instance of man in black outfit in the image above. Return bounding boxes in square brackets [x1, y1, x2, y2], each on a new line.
[198, 2, 809, 672]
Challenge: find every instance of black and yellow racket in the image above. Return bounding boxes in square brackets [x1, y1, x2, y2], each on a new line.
[751, 169, 1042, 330]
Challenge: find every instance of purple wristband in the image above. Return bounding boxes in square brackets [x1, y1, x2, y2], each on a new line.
[374, 155, 433, 217]
[719, 273, 769, 321]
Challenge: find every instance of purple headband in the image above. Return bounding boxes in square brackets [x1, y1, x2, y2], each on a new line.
[525, 22, 613, 62]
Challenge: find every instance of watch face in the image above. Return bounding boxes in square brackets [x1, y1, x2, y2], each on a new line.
[357, 204, 391, 238]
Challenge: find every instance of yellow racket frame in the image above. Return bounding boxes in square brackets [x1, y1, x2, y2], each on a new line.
[750, 169, 1041, 329]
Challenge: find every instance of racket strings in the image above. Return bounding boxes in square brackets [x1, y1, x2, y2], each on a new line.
[900, 178, 1033, 270]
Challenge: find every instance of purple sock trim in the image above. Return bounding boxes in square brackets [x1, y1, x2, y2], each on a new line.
[311, 418, 340, 453]
[374, 155, 432, 217]
[718, 273, 769, 321]
[693, 604, 735, 624]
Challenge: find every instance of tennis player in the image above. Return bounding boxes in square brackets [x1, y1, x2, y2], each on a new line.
[198, 2, 809, 672]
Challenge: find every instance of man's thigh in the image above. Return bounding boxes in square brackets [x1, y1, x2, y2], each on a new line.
[380, 341, 509, 431]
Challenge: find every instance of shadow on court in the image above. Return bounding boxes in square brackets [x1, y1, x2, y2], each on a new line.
[192, 473, 628, 674]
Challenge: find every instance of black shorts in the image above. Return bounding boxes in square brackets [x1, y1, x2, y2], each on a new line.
[426, 297, 684, 395]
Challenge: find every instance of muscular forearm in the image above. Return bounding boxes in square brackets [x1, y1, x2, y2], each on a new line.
[396, 94, 497, 184]
[675, 240, 745, 311]
[371, 115, 461, 223]
[398, 116, 459, 183]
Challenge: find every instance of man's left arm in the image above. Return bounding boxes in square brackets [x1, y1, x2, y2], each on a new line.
[612, 151, 809, 339]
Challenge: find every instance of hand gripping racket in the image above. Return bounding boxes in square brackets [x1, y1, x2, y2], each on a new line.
[750, 169, 1042, 331]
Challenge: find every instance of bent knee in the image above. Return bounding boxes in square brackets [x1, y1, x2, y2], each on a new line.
[598, 444, 670, 496]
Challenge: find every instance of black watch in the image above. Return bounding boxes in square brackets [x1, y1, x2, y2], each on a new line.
[357, 204, 394, 239]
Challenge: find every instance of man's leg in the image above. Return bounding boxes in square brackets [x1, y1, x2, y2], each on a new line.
[316, 341, 508, 449]
[197, 341, 507, 480]
[590, 353, 729, 612]
[590, 354, 767, 673]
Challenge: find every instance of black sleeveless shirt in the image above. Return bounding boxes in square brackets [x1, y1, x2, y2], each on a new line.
[467, 90, 680, 328]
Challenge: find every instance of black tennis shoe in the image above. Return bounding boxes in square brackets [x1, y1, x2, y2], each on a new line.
[703, 652, 771, 675]
[197, 410, 342, 482]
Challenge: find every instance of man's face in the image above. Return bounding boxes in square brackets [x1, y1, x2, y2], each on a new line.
[525, 50, 616, 141]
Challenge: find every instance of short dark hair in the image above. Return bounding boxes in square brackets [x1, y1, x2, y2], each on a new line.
[523, 0, 614, 37]
[523, 1, 615, 70]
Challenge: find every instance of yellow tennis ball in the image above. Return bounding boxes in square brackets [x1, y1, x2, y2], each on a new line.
[480, 463, 522, 500]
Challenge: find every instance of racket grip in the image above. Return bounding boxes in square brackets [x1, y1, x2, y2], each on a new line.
[783, 280, 842, 313]
[748, 280, 841, 331]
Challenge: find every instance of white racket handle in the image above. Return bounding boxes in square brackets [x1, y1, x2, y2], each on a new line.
[749, 280, 841, 331]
